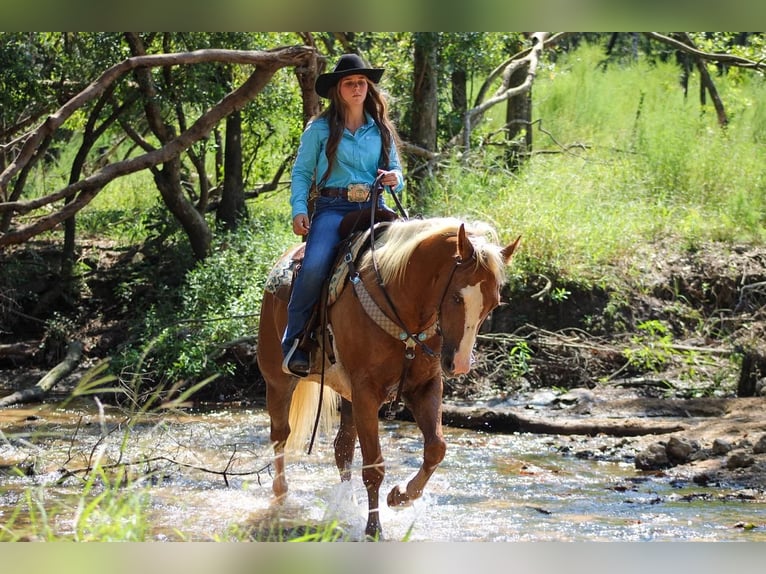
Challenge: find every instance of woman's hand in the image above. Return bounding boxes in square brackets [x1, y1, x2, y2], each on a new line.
[292, 214, 310, 236]
[377, 169, 399, 188]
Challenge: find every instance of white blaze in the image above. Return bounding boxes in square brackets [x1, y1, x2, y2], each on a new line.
[453, 282, 485, 375]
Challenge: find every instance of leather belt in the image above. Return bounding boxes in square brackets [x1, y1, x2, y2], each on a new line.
[319, 187, 347, 198]
[319, 183, 371, 202]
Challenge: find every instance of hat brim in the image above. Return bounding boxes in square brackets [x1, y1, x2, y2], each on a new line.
[315, 67, 384, 99]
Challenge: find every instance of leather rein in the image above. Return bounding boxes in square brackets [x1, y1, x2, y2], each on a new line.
[308, 177, 469, 452]
[342, 180, 474, 417]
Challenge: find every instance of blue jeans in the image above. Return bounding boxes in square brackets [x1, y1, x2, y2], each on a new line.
[281, 195, 392, 357]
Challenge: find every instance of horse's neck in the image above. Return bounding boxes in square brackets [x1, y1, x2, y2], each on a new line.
[387, 237, 456, 326]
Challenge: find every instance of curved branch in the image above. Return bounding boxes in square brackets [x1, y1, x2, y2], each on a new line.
[646, 32, 766, 70]
[0, 45, 315, 201]
[458, 33, 550, 151]
[0, 341, 82, 408]
[0, 46, 316, 247]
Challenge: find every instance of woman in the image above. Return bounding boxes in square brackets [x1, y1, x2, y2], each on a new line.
[282, 53, 405, 377]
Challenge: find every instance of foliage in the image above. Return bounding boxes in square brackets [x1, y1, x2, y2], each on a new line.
[422, 42, 766, 280]
[111, 206, 293, 390]
[623, 320, 677, 372]
[508, 340, 533, 379]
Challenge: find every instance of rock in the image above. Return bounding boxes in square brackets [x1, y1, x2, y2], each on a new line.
[666, 436, 697, 464]
[712, 438, 733, 456]
[726, 451, 755, 469]
[635, 442, 670, 470]
[752, 435, 766, 454]
[555, 388, 596, 408]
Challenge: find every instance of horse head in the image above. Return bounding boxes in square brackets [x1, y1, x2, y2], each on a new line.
[437, 224, 520, 376]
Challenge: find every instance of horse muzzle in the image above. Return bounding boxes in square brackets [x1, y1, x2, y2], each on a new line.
[440, 347, 472, 376]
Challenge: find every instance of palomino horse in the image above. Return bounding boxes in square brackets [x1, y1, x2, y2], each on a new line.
[256, 217, 519, 539]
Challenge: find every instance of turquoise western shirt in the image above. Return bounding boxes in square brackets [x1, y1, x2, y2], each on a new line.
[290, 113, 404, 219]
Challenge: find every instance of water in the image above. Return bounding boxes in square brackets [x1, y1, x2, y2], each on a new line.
[1, 401, 765, 541]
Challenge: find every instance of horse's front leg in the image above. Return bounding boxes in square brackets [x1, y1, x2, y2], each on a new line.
[266, 378, 295, 501]
[353, 391, 386, 539]
[387, 376, 446, 507]
[334, 398, 357, 482]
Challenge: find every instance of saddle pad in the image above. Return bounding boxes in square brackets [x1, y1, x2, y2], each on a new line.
[264, 244, 304, 301]
[263, 230, 372, 305]
[326, 229, 373, 305]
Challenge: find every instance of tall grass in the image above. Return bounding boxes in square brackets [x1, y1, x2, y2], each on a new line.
[425, 44, 766, 280]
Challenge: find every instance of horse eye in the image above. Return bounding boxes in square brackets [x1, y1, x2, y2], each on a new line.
[453, 293, 463, 305]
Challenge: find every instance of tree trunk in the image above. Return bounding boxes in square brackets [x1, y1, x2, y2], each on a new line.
[64, 87, 121, 263]
[126, 32, 213, 261]
[0, 341, 82, 408]
[409, 32, 439, 210]
[217, 110, 246, 231]
[504, 59, 533, 170]
[738, 348, 766, 397]
[397, 403, 685, 437]
[154, 158, 212, 260]
[450, 68, 467, 138]
[294, 36, 321, 127]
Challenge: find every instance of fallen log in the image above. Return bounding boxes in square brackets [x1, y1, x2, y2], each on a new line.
[0, 341, 82, 408]
[437, 404, 686, 437]
[0, 341, 39, 362]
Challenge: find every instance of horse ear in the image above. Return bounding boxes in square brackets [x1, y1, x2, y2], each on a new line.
[501, 235, 521, 264]
[457, 224, 474, 262]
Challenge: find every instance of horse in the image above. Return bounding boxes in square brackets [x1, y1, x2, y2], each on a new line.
[256, 216, 520, 539]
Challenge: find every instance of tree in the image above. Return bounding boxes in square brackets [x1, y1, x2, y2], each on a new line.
[408, 33, 439, 209]
[0, 42, 317, 259]
[217, 109, 246, 230]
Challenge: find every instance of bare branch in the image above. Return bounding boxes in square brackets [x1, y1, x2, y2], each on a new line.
[0, 46, 315, 248]
[646, 32, 766, 70]
[459, 33, 549, 151]
[0, 46, 315, 202]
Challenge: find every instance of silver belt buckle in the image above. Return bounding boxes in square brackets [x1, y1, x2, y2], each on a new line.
[347, 183, 370, 202]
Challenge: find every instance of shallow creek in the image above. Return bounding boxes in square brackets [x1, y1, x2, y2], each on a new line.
[1, 400, 764, 541]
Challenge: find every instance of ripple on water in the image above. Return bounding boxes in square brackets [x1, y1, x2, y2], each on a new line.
[3, 406, 766, 541]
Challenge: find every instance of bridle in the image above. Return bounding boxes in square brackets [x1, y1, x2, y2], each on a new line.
[308, 179, 475, 452]
[344, 196, 477, 417]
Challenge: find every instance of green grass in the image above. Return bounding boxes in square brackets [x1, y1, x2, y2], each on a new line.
[425, 43, 766, 280]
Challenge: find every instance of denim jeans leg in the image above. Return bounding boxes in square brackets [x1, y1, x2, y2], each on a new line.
[281, 207, 346, 356]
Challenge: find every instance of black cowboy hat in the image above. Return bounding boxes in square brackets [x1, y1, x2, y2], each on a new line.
[314, 53, 384, 99]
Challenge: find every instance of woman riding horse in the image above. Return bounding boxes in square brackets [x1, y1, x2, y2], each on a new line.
[281, 53, 404, 378]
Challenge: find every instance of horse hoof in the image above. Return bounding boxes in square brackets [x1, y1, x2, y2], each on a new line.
[364, 521, 383, 541]
[387, 484, 413, 507]
[272, 478, 288, 500]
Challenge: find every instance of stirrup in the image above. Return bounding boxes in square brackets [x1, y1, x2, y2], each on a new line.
[282, 338, 309, 377]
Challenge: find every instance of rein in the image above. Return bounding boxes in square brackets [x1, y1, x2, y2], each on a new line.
[347, 216, 473, 418]
[308, 174, 407, 453]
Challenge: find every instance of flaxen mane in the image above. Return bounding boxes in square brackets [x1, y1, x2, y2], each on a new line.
[359, 217, 508, 286]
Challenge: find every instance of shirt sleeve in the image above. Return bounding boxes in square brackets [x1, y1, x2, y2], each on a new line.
[388, 141, 405, 193]
[290, 120, 323, 219]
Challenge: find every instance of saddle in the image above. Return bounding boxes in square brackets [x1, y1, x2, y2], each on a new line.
[263, 207, 398, 368]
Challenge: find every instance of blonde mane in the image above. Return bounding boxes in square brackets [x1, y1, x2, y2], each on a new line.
[359, 217, 508, 286]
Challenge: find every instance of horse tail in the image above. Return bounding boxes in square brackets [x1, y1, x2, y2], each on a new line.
[285, 379, 341, 453]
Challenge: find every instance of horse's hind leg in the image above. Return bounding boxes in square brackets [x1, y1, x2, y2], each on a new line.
[387, 377, 446, 507]
[334, 398, 357, 482]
